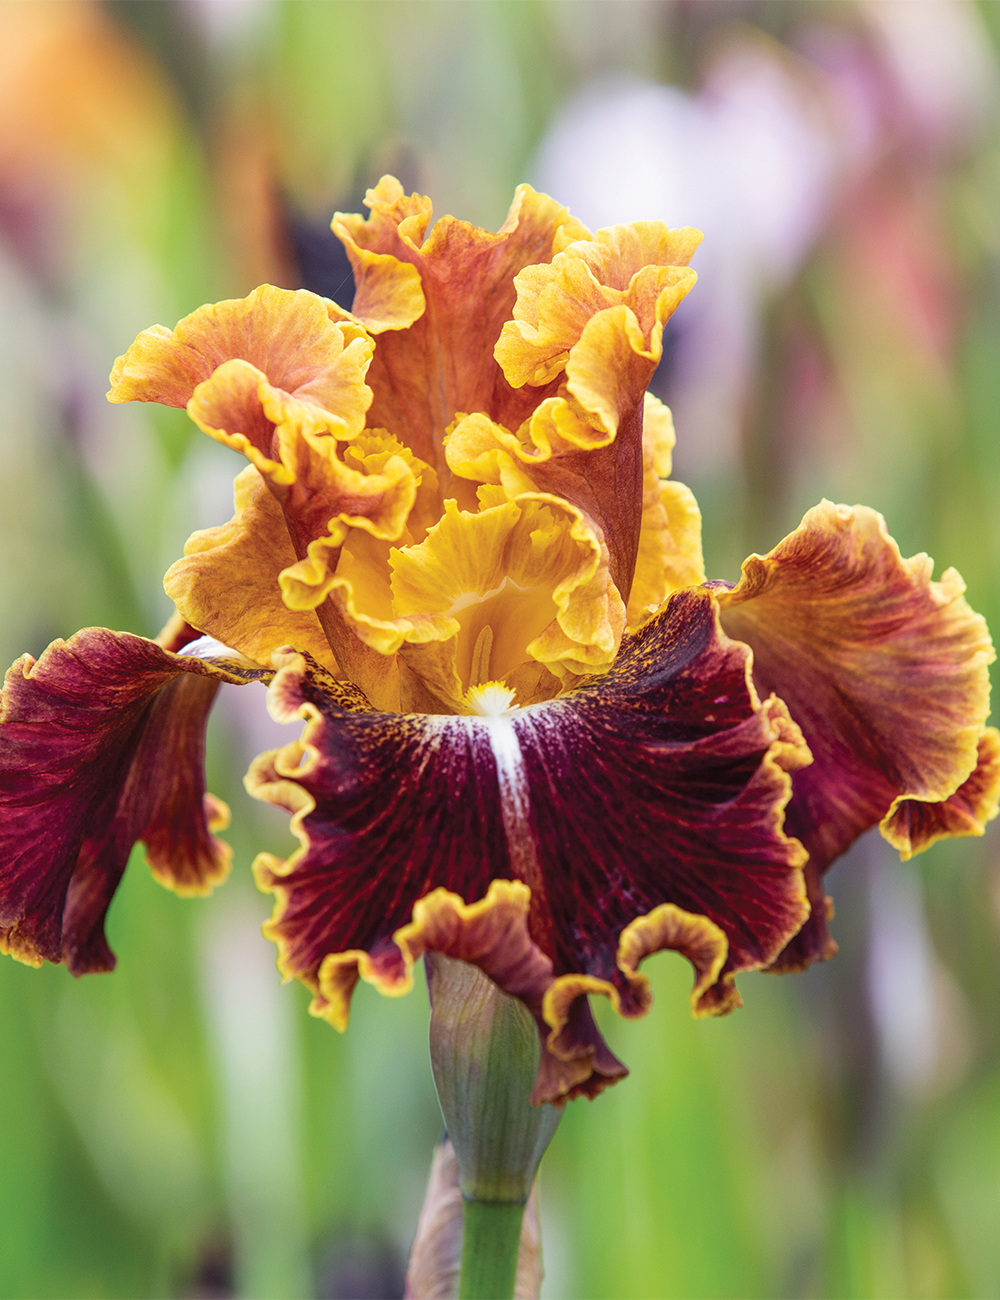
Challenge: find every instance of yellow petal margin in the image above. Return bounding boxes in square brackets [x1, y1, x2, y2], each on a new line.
[331, 175, 589, 475]
[495, 223, 700, 390]
[447, 391, 704, 631]
[883, 726, 1000, 858]
[536, 905, 733, 1085]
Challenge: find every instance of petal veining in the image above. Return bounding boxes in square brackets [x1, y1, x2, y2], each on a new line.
[248, 589, 809, 1104]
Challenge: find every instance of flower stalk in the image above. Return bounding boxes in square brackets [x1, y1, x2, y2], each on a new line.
[425, 954, 561, 1299]
[458, 1202, 526, 1300]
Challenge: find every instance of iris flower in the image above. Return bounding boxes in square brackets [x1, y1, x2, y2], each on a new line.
[1, 177, 997, 1107]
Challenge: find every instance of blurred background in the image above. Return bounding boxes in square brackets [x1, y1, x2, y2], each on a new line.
[1, 0, 999, 1296]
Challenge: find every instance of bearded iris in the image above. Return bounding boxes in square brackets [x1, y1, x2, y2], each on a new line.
[1, 178, 998, 1287]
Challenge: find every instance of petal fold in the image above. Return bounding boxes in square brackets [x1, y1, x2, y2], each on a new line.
[164, 466, 340, 672]
[331, 176, 589, 476]
[447, 391, 704, 615]
[882, 726, 1000, 859]
[109, 284, 374, 462]
[490, 227, 701, 594]
[494, 223, 701, 390]
[0, 631, 267, 974]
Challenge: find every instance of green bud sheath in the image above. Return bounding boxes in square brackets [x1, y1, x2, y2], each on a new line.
[426, 953, 562, 1298]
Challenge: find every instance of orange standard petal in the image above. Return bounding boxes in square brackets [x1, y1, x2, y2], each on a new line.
[457, 221, 703, 601]
[330, 175, 590, 482]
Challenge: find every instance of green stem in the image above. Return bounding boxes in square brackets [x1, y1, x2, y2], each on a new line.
[459, 1198, 525, 1300]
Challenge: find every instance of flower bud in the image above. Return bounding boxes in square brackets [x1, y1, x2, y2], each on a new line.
[426, 953, 561, 1204]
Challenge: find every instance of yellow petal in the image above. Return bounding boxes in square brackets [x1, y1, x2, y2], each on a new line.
[318, 530, 413, 659]
[332, 177, 429, 333]
[164, 466, 338, 672]
[447, 391, 702, 629]
[494, 221, 701, 392]
[627, 394, 704, 629]
[109, 285, 373, 436]
[386, 497, 625, 712]
[475, 227, 700, 604]
[277, 429, 436, 613]
[640, 390, 676, 479]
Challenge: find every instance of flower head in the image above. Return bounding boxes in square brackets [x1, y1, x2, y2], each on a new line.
[1, 178, 996, 1104]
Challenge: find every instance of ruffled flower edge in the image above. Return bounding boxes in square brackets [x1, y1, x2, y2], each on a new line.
[251, 817, 794, 1107]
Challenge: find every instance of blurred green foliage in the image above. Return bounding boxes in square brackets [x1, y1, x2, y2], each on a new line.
[1, 2, 999, 1297]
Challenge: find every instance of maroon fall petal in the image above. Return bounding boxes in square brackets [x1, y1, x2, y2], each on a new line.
[715, 501, 997, 971]
[249, 588, 811, 1103]
[0, 629, 267, 974]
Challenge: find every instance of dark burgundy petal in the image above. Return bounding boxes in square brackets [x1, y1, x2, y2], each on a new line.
[0, 629, 266, 974]
[761, 859, 838, 975]
[250, 589, 810, 1103]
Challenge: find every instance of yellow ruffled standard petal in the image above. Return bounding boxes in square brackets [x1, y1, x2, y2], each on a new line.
[331, 176, 431, 333]
[109, 285, 374, 450]
[110, 291, 379, 624]
[446, 392, 705, 629]
[164, 466, 339, 672]
[276, 430, 437, 612]
[185, 336, 373, 482]
[330, 175, 590, 477]
[464, 223, 701, 603]
[335, 497, 619, 713]
[494, 221, 701, 391]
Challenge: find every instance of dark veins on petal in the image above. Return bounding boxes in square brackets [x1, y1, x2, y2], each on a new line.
[253, 588, 810, 1099]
